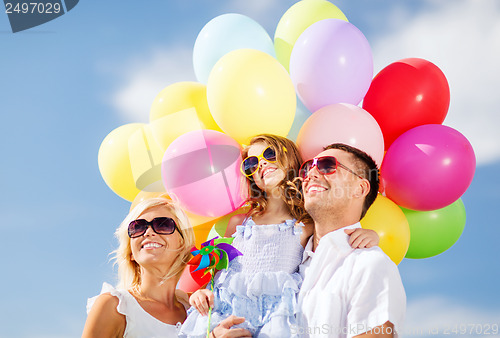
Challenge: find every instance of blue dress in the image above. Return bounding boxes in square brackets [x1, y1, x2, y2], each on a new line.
[180, 217, 304, 337]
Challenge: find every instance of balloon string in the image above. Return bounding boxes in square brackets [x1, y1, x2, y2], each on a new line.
[206, 275, 214, 338]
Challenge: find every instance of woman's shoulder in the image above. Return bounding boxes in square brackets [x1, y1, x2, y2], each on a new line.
[90, 292, 122, 315]
[175, 289, 190, 310]
[87, 283, 129, 315]
[83, 284, 126, 337]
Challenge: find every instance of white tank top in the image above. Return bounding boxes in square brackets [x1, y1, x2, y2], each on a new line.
[87, 283, 188, 337]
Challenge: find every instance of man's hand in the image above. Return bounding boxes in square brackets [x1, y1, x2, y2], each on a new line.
[211, 315, 252, 337]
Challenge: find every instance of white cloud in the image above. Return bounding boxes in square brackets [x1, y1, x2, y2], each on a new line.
[403, 295, 500, 337]
[111, 46, 196, 123]
[371, 0, 500, 165]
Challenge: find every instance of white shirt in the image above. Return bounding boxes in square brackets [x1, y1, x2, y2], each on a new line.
[87, 283, 188, 337]
[296, 223, 406, 338]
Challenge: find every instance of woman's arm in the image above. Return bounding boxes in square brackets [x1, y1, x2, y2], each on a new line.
[82, 293, 126, 338]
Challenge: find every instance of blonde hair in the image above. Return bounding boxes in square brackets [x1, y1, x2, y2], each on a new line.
[242, 134, 310, 223]
[112, 197, 195, 290]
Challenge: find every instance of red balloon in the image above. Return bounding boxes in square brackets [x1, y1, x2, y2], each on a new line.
[177, 265, 211, 293]
[363, 58, 450, 149]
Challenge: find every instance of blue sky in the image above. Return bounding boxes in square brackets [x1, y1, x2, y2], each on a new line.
[1, 1, 499, 337]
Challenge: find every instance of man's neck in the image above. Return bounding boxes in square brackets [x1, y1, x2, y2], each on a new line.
[312, 219, 358, 251]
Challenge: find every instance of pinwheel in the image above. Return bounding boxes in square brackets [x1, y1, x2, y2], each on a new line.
[187, 236, 242, 337]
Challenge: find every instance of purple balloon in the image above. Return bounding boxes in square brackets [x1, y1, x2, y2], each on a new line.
[289, 19, 373, 112]
[381, 124, 476, 211]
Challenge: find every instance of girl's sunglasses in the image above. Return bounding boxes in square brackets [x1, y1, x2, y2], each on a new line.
[128, 217, 182, 238]
[299, 156, 364, 180]
[240, 146, 277, 177]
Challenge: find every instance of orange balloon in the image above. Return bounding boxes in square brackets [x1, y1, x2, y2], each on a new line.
[360, 194, 410, 264]
[192, 219, 220, 248]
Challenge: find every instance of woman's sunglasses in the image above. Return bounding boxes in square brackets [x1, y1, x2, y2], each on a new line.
[128, 217, 182, 238]
[299, 156, 364, 180]
[240, 146, 277, 177]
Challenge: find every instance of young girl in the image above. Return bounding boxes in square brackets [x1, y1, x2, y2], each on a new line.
[180, 135, 378, 337]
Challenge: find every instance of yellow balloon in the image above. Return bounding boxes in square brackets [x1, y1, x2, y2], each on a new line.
[274, 0, 348, 72]
[98, 123, 144, 201]
[128, 124, 165, 192]
[207, 49, 296, 144]
[150, 82, 222, 151]
[360, 194, 410, 265]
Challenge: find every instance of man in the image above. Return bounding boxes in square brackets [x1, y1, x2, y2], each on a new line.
[296, 144, 406, 338]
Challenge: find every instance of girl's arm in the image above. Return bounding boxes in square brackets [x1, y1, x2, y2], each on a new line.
[189, 289, 214, 317]
[299, 221, 314, 248]
[82, 293, 126, 338]
[344, 228, 379, 248]
[224, 213, 246, 237]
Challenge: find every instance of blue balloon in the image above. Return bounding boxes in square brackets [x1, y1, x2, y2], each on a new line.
[287, 98, 311, 142]
[194, 13, 276, 84]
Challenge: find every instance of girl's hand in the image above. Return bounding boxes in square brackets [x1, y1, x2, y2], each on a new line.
[189, 289, 214, 316]
[345, 228, 379, 248]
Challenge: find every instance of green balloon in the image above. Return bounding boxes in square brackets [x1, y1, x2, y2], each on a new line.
[401, 199, 466, 259]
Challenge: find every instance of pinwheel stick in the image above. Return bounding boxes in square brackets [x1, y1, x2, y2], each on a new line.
[186, 237, 242, 338]
[206, 275, 215, 338]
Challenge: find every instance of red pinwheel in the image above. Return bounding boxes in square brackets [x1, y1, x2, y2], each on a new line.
[187, 237, 242, 336]
[187, 236, 242, 283]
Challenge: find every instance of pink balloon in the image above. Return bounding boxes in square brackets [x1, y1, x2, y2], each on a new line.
[290, 19, 373, 112]
[162, 130, 247, 217]
[296, 103, 384, 166]
[381, 124, 476, 211]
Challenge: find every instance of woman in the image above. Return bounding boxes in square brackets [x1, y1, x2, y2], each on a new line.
[83, 197, 251, 338]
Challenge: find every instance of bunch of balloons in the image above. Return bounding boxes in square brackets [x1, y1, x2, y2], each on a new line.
[98, 0, 475, 273]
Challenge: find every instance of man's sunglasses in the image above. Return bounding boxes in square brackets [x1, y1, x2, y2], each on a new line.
[240, 146, 277, 177]
[128, 217, 182, 238]
[299, 156, 364, 180]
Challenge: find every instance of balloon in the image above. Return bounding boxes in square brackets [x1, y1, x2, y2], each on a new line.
[130, 191, 167, 211]
[193, 13, 275, 84]
[150, 82, 222, 151]
[128, 124, 165, 192]
[178, 265, 211, 293]
[381, 124, 476, 211]
[212, 205, 250, 237]
[192, 219, 217, 249]
[274, 0, 348, 72]
[98, 123, 144, 201]
[162, 130, 247, 217]
[363, 58, 450, 149]
[402, 199, 466, 259]
[296, 103, 384, 166]
[207, 49, 296, 144]
[130, 191, 223, 230]
[287, 98, 311, 142]
[360, 195, 410, 265]
[290, 19, 373, 112]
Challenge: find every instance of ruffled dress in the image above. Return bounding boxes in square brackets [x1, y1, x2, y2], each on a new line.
[87, 283, 186, 337]
[180, 218, 304, 337]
